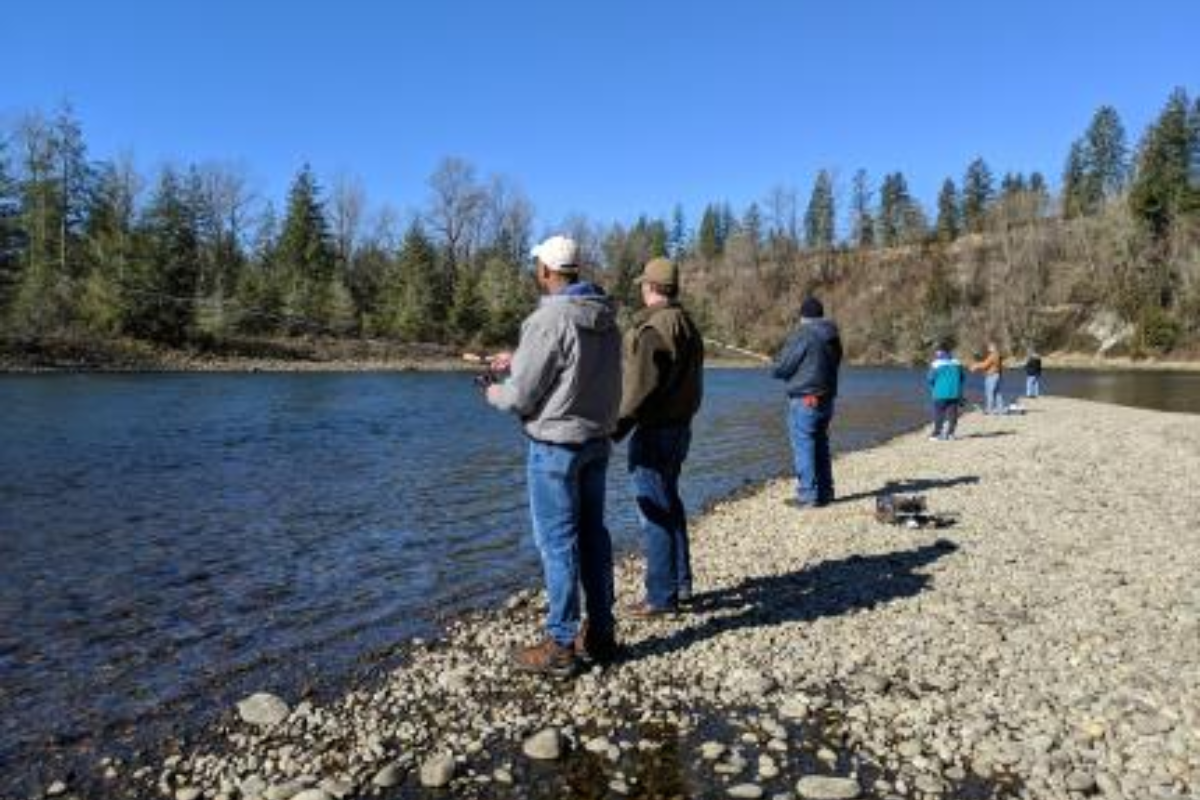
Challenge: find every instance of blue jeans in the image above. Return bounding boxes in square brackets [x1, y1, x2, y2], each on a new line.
[984, 374, 1004, 413]
[1026, 375, 1042, 397]
[787, 397, 835, 505]
[527, 438, 615, 647]
[629, 425, 692, 609]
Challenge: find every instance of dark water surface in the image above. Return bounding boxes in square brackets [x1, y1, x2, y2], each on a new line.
[0, 366, 1196, 788]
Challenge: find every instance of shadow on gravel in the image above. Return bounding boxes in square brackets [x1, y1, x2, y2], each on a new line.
[957, 431, 1017, 439]
[628, 539, 958, 661]
[835, 475, 980, 504]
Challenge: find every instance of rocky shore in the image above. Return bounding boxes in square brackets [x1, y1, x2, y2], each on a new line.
[47, 398, 1200, 800]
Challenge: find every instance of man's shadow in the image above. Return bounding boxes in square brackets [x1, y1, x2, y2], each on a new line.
[625, 539, 958, 661]
[834, 476, 980, 505]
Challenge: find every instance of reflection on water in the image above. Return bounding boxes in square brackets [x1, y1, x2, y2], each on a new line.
[0, 365, 1195, 791]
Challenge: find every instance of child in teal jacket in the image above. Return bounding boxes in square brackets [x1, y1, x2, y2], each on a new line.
[927, 349, 965, 440]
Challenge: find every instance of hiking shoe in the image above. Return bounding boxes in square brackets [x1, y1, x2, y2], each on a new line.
[574, 620, 621, 665]
[511, 638, 578, 679]
[623, 600, 676, 619]
[784, 498, 828, 510]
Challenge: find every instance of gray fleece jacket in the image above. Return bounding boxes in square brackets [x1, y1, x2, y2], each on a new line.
[487, 282, 622, 444]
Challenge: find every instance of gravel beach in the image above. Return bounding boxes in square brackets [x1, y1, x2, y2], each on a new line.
[71, 397, 1199, 800]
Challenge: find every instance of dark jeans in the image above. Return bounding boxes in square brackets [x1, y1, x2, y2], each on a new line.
[628, 425, 693, 609]
[786, 397, 835, 505]
[932, 399, 960, 438]
[527, 438, 616, 647]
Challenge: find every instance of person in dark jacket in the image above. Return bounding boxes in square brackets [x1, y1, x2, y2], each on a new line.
[1023, 350, 1044, 398]
[614, 257, 704, 617]
[772, 296, 842, 507]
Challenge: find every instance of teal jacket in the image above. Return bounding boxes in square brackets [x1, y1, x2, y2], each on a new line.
[928, 356, 966, 401]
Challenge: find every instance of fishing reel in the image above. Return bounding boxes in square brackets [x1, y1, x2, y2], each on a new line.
[473, 370, 499, 389]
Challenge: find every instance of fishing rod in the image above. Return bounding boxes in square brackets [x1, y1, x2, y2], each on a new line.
[462, 352, 504, 388]
[703, 338, 774, 363]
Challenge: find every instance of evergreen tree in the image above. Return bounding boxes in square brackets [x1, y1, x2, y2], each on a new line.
[1062, 140, 1090, 218]
[1000, 172, 1027, 199]
[448, 261, 485, 341]
[741, 202, 763, 247]
[878, 172, 913, 247]
[961, 157, 994, 233]
[667, 204, 688, 259]
[1028, 171, 1049, 216]
[78, 160, 138, 333]
[10, 110, 93, 334]
[850, 169, 874, 249]
[645, 216, 669, 259]
[380, 222, 439, 341]
[127, 167, 200, 344]
[0, 140, 23, 316]
[803, 169, 836, 249]
[698, 204, 721, 259]
[276, 164, 338, 331]
[718, 202, 738, 243]
[1129, 88, 1198, 238]
[478, 255, 532, 344]
[1084, 105, 1129, 200]
[935, 178, 961, 243]
[234, 201, 285, 333]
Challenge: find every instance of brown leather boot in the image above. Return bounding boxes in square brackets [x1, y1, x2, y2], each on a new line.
[511, 638, 578, 679]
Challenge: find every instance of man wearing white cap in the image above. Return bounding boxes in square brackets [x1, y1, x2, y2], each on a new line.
[484, 235, 623, 677]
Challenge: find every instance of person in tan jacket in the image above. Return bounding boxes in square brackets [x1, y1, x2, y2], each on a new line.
[970, 341, 1005, 414]
[614, 257, 704, 616]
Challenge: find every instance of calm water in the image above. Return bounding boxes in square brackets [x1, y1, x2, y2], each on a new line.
[0, 366, 1197, 788]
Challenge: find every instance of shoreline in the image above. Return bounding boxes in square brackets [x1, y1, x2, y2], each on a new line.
[43, 397, 1198, 800]
[3, 337, 1199, 375]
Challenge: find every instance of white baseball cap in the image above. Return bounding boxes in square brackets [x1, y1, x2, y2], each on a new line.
[530, 235, 580, 272]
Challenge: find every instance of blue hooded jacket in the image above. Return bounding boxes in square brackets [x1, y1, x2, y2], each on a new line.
[772, 318, 843, 399]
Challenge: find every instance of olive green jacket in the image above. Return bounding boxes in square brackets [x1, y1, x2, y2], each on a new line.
[615, 302, 704, 440]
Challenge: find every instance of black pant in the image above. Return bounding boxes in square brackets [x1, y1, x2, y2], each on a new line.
[932, 400, 959, 437]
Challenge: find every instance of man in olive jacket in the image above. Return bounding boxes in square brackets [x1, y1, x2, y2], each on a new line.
[614, 257, 704, 616]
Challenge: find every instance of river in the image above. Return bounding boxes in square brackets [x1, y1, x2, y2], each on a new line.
[0, 365, 1196, 792]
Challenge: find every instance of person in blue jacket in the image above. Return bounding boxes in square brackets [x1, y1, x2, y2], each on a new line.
[928, 346, 966, 440]
[772, 296, 842, 507]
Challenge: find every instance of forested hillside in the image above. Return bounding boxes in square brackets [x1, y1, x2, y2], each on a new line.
[1, 88, 1197, 365]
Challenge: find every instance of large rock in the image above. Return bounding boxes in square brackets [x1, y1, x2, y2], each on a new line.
[796, 775, 861, 800]
[237, 692, 290, 727]
[419, 754, 456, 788]
[290, 791, 333, 800]
[371, 763, 402, 788]
[522, 727, 563, 760]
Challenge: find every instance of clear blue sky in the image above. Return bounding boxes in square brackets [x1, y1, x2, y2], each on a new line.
[6, 1, 1198, 231]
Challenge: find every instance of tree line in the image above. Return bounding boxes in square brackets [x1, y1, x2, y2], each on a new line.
[1, 87, 1197, 360]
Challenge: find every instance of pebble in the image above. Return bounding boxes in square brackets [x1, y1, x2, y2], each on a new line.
[237, 692, 291, 727]
[175, 788, 202, 800]
[1065, 770, 1097, 792]
[729, 783, 765, 799]
[522, 727, 563, 760]
[795, 775, 861, 800]
[419, 753, 456, 788]
[46, 781, 67, 797]
[701, 741, 728, 760]
[317, 779, 353, 799]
